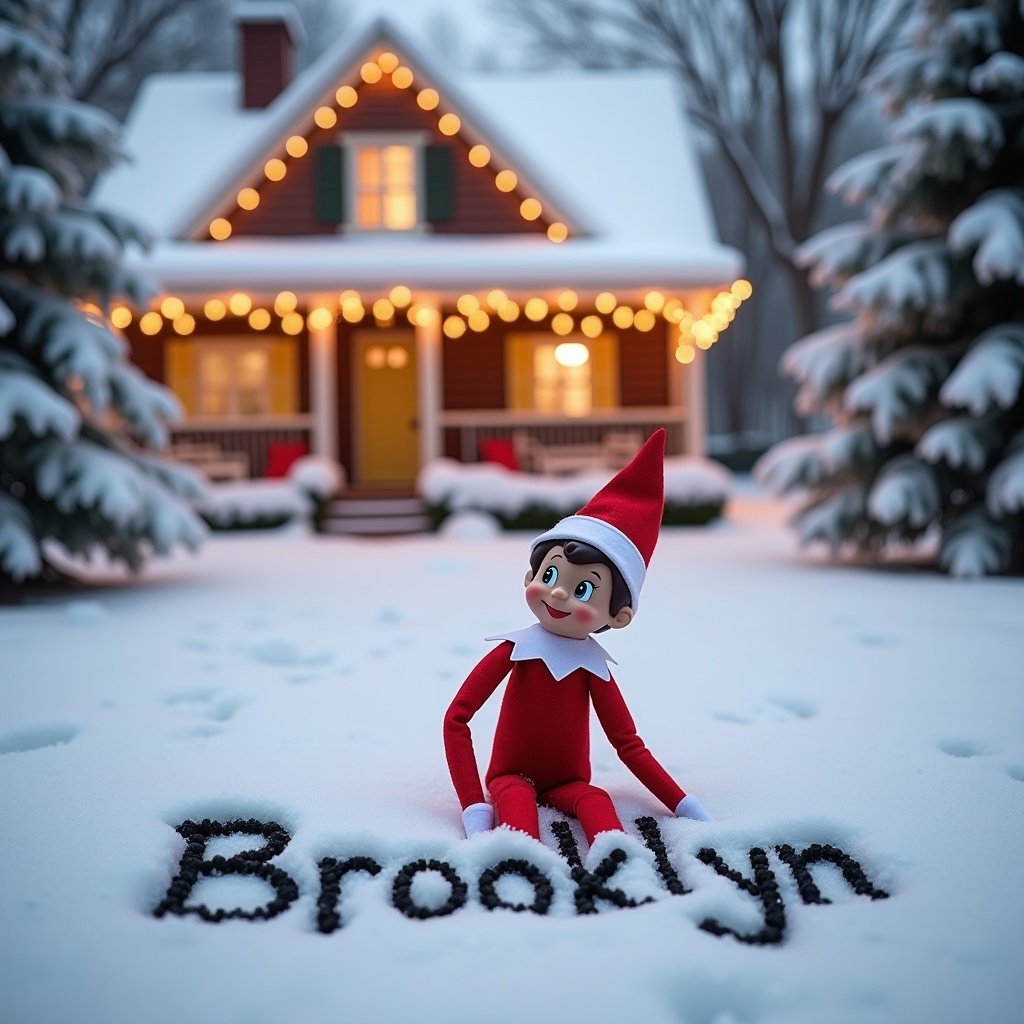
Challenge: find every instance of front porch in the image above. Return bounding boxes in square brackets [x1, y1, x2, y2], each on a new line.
[118, 282, 749, 485]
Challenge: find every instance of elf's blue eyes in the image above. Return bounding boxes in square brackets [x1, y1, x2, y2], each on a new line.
[541, 565, 558, 586]
[574, 581, 595, 602]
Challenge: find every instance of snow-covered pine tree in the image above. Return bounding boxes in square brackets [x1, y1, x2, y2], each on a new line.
[757, 0, 1024, 577]
[0, 0, 204, 584]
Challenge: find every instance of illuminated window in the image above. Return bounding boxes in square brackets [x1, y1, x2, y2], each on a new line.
[506, 334, 618, 417]
[347, 133, 423, 231]
[197, 342, 271, 416]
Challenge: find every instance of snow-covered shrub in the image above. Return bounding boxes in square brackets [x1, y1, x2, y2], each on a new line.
[419, 457, 729, 531]
[195, 480, 311, 532]
[758, 0, 1024, 576]
[287, 455, 344, 533]
[0, 1, 204, 582]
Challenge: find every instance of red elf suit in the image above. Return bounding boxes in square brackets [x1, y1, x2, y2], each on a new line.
[443, 429, 712, 844]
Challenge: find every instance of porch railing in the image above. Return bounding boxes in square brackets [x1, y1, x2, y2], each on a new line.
[169, 416, 315, 479]
[440, 407, 688, 468]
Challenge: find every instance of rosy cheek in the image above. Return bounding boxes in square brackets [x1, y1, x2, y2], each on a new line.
[525, 582, 546, 600]
[574, 607, 595, 625]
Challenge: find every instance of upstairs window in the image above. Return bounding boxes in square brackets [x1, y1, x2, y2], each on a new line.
[354, 143, 417, 230]
[314, 133, 453, 231]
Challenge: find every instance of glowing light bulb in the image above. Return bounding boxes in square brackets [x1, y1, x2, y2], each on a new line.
[486, 289, 507, 309]
[524, 298, 548, 321]
[228, 293, 252, 316]
[498, 300, 520, 322]
[274, 291, 297, 315]
[417, 88, 439, 110]
[377, 51, 399, 73]
[360, 62, 382, 84]
[547, 222, 568, 243]
[392, 66, 413, 89]
[248, 308, 271, 330]
[612, 305, 634, 329]
[209, 218, 232, 240]
[556, 290, 578, 311]
[414, 307, 439, 328]
[314, 106, 337, 129]
[336, 85, 358, 107]
[551, 312, 574, 336]
[281, 312, 304, 335]
[341, 301, 365, 323]
[110, 306, 132, 329]
[307, 307, 334, 330]
[438, 113, 461, 136]
[580, 315, 602, 339]
[731, 279, 753, 300]
[373, 298, 395, 321]
[468, 309, 490, 332]
[595, 292, 616, 314]
[237, 187, 260, 211]
[389, 285, 412, 307]
[456, 294, 480, 316]
[643, 290, 665, 313]
[173, 314, 195, 335]
[494, 169, 517, 192]
[634, 309, 656, 332]
[264, 158, 287, 181]
[285, 135, 308, 158]
[204, 299, 226, 321]
[139, 312, 163, 336]
[676, 344, 695, 364]
[519, 198, 542, 221]
[469, 145, 491, 167]
[443, 315, 466, 339]
[160, 296, 185, 320]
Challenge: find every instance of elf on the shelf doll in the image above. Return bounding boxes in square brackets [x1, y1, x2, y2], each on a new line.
[443, 428, 712, 844]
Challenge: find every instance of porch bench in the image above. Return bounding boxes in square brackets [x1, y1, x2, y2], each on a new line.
[513, 429, 644, 475]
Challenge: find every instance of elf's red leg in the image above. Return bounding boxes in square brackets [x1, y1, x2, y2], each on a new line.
[488, 774, 540, 840]
[541, 780, 623, 845]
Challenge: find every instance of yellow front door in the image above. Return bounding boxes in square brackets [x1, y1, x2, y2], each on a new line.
[353, 331, 419, 485]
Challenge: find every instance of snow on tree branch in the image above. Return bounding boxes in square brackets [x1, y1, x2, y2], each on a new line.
[834, 241, 953, 319]
[939, 506, 1015, 577]
[916, 415, 998, 471]
[948, 189, 1024, 285]
[939, 324, 1024, 416]
[987, 432, 1024, 517]
[867, 455, 940, 529]
[896, 99, 1004, 173]
[845, 346, 949, 443]
[0, 493, 41, 581]
[0, 355, 80, 440]
[969, 51, 1024, 95]
[779, 321, 867, 414]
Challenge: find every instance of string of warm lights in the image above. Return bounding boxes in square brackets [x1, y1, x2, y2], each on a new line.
[207, 49, 568, 243]
[109, 280, 753, 364]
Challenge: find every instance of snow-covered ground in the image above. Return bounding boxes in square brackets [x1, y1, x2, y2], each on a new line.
[2, 499, 1022, 1024]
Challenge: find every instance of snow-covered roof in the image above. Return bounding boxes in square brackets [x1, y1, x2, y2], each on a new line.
[94, 16, 741, 292]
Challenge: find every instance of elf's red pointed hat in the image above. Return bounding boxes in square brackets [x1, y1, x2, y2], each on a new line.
[531, 428, 666, 611]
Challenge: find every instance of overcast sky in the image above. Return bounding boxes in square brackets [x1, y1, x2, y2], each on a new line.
[336, 0, 509, 68]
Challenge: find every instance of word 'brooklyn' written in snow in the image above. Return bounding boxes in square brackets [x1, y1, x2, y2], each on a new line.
[153, 817, 890, 945]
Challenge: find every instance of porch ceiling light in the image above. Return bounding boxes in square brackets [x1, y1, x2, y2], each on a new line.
[554, 342, 589, 368]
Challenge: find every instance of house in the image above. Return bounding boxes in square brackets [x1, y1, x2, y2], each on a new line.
[95, 3, 746, 489]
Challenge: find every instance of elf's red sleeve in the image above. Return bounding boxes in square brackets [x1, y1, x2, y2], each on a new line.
[443, 641, 514, 809]
[590, 674, 686, 812]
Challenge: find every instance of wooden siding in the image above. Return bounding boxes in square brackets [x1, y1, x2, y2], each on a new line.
[441, 319, 507, 410]
[226, 77, 548, 237]
[619, 323, 670, 407]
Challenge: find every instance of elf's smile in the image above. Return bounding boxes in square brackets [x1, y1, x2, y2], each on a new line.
[543, 602, 571, 619]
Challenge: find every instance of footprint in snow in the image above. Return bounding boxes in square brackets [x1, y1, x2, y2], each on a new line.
[855, 633, 902, 648]
[248, 638, 332, 667]
[712, 695, 817, 725]
[0, 723, 80, 755]
[165, 688, 244, 724]
[938, 738, 990, 758]
[1005, 765, 1024, 783]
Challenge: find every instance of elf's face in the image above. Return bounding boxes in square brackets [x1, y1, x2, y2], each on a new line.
[524, 545, 633, 639]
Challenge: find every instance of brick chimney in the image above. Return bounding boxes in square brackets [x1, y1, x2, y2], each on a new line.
[233, 2, 306, 109]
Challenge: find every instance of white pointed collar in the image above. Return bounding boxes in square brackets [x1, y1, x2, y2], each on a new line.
[485, 623, 616, 682]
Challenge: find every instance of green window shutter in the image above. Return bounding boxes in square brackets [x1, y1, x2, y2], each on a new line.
[314, 145, 345, 224]
[424, 144, 454, 223]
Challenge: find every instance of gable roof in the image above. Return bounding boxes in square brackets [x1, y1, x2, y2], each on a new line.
[93, 15, 742, 290]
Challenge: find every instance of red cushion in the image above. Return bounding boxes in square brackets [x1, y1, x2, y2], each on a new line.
[479, 438, 520, 471]
[265, 440, 309, 478]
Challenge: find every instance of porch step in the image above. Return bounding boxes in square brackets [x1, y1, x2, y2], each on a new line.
[320, 493, 433, 536]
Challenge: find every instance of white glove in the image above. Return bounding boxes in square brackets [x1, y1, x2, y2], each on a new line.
[462, 802, 494, 837]
[675, 794, 714, 822]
